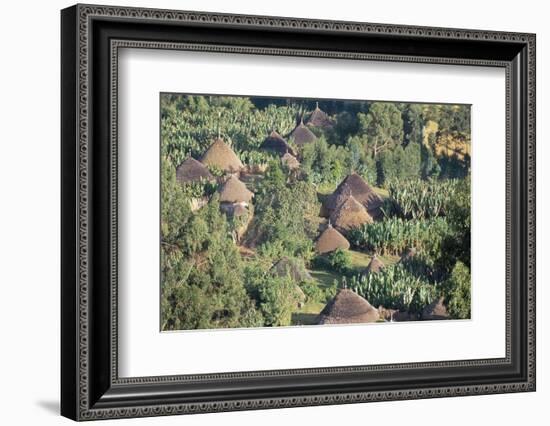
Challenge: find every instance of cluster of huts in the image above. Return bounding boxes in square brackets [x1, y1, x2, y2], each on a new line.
[175, 137, 254, 240]
[314, 172, 384, 256]
[173, 102, 447, 325]
[174, 102, 335, 238]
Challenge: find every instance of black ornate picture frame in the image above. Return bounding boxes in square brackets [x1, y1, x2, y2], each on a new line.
[61, 4, 536, 421]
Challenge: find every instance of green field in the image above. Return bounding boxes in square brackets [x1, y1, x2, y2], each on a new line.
[290, 250, 400, 325]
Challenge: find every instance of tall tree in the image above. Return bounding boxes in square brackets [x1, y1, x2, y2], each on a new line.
[358, 102, 404, 158]
[402, 104, 424, 147]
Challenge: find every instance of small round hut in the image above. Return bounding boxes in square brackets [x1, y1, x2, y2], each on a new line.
[315, 223, 350, 254]
[201, 138, 244, 174]
[364, 255, 385, 274]
[317, 289, 380, 324]
[329, 193, 373, 232]
[306, 102, 334, 129]
[261, 130, 296, 156]
[421, 297, 450, 320]
[289, 120, 317, 147]
[218, 175, 254, 204]
[176, 157, 214, 184]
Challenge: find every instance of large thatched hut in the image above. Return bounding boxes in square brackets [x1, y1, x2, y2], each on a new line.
[315, 223, 350, 254]
[289, 121, 317, 147]
[329, 193, 373, 233]
[176, 157, 214, 184]
[317, 289, 380, 325]
[218, 175, 253, 204]
[270, 257, 312, 282]
[261, 130, 296, 156]
[306, 102, 334, 129]
[201, 138, 243, 174]
[325, 173, 383, 219]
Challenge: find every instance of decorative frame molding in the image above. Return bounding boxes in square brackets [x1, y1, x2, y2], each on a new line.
[61, 4, 536, 421]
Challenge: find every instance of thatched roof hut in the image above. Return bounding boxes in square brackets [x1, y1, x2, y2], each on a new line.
[176, 157, 214, 184]
[315, 223, 350, 254]
[218, 175, 253, 204]
[306, 102, 334, 129]
[421, 297, 449, 320]
[281, 152, 300, 170]
[289, 121, 317, 147]
[318, 289, 380, 324]
[325, 173, 383, 218]
[201, 138, 244, 173]
[364, 255, 385, 274]
[261, 130, 296, 156]
[270, 257, 312, 282]
[329, 193, 373, 232]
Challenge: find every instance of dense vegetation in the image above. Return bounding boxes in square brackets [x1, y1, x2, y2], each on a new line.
[160, 95, 472, 330]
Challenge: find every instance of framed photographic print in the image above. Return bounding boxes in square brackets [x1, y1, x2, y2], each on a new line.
[61, 4, 536, 421]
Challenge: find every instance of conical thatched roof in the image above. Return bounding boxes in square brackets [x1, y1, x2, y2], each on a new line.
[201, 138, 243, 173]
[325, 173, 383, 218]
[261, 130, 296, 156]
[315, 223, 350, 254]
[289, 122, 317, 147]
[421, 297, 449, 320]
[318, 289, 379, 324]
[330, 194, 373, 232]
[306, 103, 334, 129]
[364, 255, 385, 274]
[218, 175, 253, 204]
[270, 257, 312, 282]
[176, 157, 214, 184]
[281, 152, 300, 170]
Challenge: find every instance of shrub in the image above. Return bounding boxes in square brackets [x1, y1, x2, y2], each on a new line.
[299, 280, 324, 303]
[323, 284, 338, 303]
[254, 275, 303, 327]
[445, 261, 471, 319]
[327, 248, 352, 273]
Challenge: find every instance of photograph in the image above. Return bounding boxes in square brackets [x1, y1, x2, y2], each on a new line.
[160, 94, 472, 331]
[55, 3, 537, 421]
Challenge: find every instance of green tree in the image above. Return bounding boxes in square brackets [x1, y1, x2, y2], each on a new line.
[252, 275, 302, 326]
[402, 104, 424, 147]
[160, 177, 263, 330]
[253, 162, 320, 261]
[300, 137, 348, 185]
[445, 261, 471, 319]
[358, 102, 404, 158]
[328, 248, 352, 273]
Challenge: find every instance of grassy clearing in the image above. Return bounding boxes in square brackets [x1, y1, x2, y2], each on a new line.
[348, 250, 372, 271]
[290, 250, 400, 325]
[309, 269, 340, 289]
[291, 301, 325, 326]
